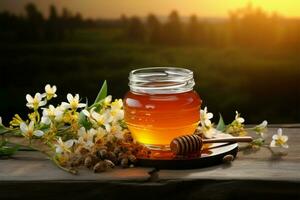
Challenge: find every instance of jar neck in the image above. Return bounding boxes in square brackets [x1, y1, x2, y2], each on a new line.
[129, 67, 195, 94]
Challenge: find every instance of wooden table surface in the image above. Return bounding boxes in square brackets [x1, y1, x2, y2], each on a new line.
[1, 126, 299, 200]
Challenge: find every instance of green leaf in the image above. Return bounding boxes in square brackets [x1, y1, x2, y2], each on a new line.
[93, 80, 107, 104]
[216, 114, 226, 131]
[251, 138, 265, 146]
[0, 125, 7, 135]
[78, 111, 92, 130]
[0, 141, 19, 157]
[0, 125, 12, 135]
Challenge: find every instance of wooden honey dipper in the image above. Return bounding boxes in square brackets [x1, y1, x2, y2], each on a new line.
[170, 134, 253, 155]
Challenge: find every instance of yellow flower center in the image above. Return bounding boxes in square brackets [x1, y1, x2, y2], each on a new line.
[33, 98, 40, 108]
[276, 137, 285, 146]
[70, 100, 78, 109]
[27, 130, 33, 137]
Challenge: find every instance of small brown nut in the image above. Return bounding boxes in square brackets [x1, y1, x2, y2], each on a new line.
[107, 152, 117, 164]
[84, 155, 93, 168]
[104, 159, 115, 168]
[124, 132, 134, 143]
[223, 154, 234, 163]
[97, 149, 108, 159]
[70, 156, 84, 167]
[128, 154, 137, 164]
[75, 147, 89, 156]
[93, 161, 108, 173]
[120, 158, 129, 168]
[113, 146, 121, 154]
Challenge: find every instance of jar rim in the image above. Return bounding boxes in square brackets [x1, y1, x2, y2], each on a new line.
[129, 67, 195, 94]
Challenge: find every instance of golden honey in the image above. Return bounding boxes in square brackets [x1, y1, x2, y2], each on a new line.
[124, 67, 201, 150]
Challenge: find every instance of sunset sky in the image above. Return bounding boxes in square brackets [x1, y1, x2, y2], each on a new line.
[0, 0, 299, 18]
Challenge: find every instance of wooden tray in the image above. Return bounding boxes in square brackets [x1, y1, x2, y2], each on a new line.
[137, 142, 238, 169]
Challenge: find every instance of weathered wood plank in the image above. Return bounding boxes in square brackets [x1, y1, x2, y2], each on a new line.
[0, 127, 299, 200]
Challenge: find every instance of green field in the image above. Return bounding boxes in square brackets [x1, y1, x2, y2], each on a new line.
[1, 29, 299, 124]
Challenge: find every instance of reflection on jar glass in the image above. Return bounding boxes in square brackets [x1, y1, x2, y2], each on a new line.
[124, 67, 202, 150]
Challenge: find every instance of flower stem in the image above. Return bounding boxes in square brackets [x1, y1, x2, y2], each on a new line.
[51, 156, 78, 175]
[6, 137, 78, 175]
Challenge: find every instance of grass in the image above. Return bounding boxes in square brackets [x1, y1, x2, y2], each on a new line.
[0, 28, 299, 124]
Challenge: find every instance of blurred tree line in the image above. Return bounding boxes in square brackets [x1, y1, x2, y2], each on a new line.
[0, 3, 300, 50]
[0, 3, 84, 41]
[123, 4, 300, 50]
[0, 3, 121, 41]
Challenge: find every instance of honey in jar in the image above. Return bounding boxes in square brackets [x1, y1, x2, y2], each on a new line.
[124, 67, 202, 150]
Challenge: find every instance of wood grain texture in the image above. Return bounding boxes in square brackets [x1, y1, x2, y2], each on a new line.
[0, 127, 299, 200]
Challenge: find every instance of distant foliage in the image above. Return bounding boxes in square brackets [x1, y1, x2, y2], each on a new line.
[0, 3, 300, 48]
[126, 16, 146, 41]
[120, 6, 300, 49]
[0, 3, 84, 41]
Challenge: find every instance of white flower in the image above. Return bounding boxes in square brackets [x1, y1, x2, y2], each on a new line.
[200, 107, 213, 126]
[26, 93, 47, 109]
[235, 111, 245, 124]
[55, 137, 75, 154]
[200, 126, 220, 138]
[82, 107, 96, 119]
[111, 99, 123, 109]
[110, 100, 124, 122]
[77, 127, 95, 149]
[20, 121, 44, 138]
[94, 127, 107, 143]
[270, 128, 289, 148]
[41, 105, 64, 124]
[110, 122, 124, 139]
[102, 95, 112, 107]
[91, 110, 112, 131]
[61, 94, 86, 110]
[253, 120, 268, 137]
[44, 84, 57, 100]
[82, 109, 92, 118]
[0, 116, 2, 125]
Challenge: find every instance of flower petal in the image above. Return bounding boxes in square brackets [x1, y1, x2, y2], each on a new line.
[34, 130, 44, 137]
[77, 103, 86, 108]
[26, 103, 33, 108]
[52, 85, 57, 93]
[65, 139, 75, 148]
[55, 145, 63, 154]
[20, 122, 28, 133]
[207, 113, 213, 119]
[261, 120, 268, 127]
[281, 135, 288, 142]
[41, 116, 51, 125]
[35, 93, 42, 101]
[82, 109, 90, 117]
[28, 121, 35, 130]
[74, 94, 80, 101]
[277, 128, 282, 136]
[238, 117, 245, 123]
[26, 94, 33, 103]
[67, 93, 73, 103]
[61, 102, 70, 109]
[105, 124, 111, 132]
[78, 127, 86, 136]
[45, 84, 50, 91]
[39, 100, 47, 107]
[270, 140, 277, 147]
[272, 134, 279, 140]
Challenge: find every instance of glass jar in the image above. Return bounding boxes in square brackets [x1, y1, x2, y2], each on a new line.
[124, 67, 202, 150]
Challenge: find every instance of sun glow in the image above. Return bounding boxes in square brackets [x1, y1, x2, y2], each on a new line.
[0, 0, 299, 18]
